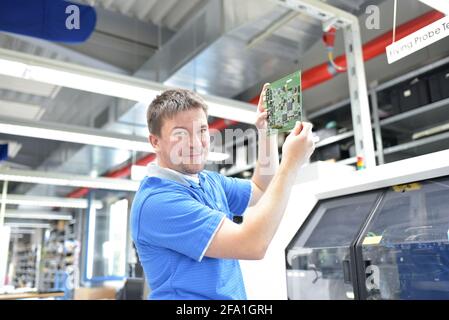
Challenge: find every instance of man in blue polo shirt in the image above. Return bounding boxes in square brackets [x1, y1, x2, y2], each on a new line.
[131, 87, 315, 299]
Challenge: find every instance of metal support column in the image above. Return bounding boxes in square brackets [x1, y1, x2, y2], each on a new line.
[343, 23, 376, 168]
[0, 180, 7, 228]
[0, 180, 10, 287]
[370, 83, 385, 165]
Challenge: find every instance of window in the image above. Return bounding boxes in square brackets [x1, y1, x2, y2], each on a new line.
[85, 195, 128, 281]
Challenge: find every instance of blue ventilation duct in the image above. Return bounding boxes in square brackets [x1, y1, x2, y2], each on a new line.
[0, 0, 96, 43]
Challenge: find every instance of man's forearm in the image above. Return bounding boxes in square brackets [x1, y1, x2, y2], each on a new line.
[252, 130, 279, 191]
[242, 157, 298, 256]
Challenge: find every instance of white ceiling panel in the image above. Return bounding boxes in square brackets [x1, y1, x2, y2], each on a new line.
[0, 99, 44, 120]
[0, 74, 60, 98]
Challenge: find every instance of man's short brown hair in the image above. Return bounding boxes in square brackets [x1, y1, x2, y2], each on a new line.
[147, 89, 208, 136]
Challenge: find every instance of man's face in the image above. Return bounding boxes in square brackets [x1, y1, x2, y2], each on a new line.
[150, 108, 209, 175]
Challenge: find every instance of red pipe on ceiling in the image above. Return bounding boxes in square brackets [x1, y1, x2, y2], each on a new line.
[248, 9, 444, 105]
[68, 10, 443, 199]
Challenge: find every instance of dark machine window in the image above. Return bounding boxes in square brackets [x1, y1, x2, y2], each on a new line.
[304, 202, 377, 248]
[286, 191, 381, 300]
[359, 176, 449, 300]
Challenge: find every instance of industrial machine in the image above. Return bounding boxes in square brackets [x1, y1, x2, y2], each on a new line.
[285, 151, 449, 300]
[241, 149, 449, 300]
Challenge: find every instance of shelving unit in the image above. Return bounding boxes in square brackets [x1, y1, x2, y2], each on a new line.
[308, 55, 449, 167]
[219, 56, 449, 177]
[12, 244, 38, 288]
[383, 130, 449, 162]
[39, 219, 79, 293]
[379, 97, 449, 131]
[337, 157, 357, 166]
[315, 130, 354, 148]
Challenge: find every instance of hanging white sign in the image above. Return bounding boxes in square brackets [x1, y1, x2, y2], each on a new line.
[386, 15, 449, 64]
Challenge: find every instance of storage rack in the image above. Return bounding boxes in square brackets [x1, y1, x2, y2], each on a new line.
[308, 55, 449, 166]
[39, 219, 78, 292]
[221, 55, 449, 177]
[12, 241, 38, 288]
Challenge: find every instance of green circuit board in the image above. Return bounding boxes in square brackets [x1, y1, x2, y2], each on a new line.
[265, 70, 302, 134]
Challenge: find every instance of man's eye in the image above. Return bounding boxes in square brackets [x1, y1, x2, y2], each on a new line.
[173, 131, 188, 136]
[200, 128, 207, 134]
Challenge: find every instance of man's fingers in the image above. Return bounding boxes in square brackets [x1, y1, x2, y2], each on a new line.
[258, 111, 268, 119]
[291, 121, 303, 136]
[258, 83, 270, 112]
[299, 122, 313, 138]
[255, 111, 268, 129]
[256, 111, 268, 122]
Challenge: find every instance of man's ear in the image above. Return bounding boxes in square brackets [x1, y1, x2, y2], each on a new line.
[149, 134, 160, 152]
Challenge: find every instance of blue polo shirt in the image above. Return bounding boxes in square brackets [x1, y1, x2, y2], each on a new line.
[130, 164, 252, 300]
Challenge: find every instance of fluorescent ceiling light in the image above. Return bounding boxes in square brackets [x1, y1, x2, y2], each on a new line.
[0, 115, 229, 162]
[0, 167, 140, 191]
[0, 100, 44, 120]
[0, 74, 59, 98]
[5, 210, 72, 221]
[0, 48, 257, 124]
[30, 65, 158, 102]
[0, 49, 161, 103]
[0, 115, 152, 152]
[419, 0, 449, 15]
[9, 229, 35, 234]
[4, 222, 51, 229]
[1, 194, 103, 209]
[205, 96, 256, 125]
[0, 59, 28, 78]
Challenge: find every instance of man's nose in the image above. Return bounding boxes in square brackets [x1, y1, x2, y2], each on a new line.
[189, 133, 203, 149]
